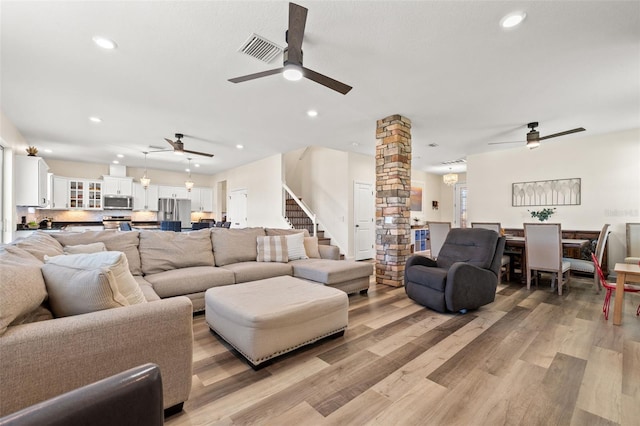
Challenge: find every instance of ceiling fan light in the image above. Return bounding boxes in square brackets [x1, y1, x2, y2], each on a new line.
[527, 140, 540, 149]
[283, 64, 303, 81]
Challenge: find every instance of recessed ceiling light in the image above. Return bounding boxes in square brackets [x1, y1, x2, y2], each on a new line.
[89, 116, 102, 123]
[117, 154, 124, 158]
[236, 144, 244, 150]
[500, 12, 526, 29]
[352, 142, 359, 147]
[112, 160, 119, 164]
[43, 149, 53, 153]
[307, 110, 318, 117]
[92, 36, 117, 50]
[185, 168, 191, 173]
[194, 164, 200, 168]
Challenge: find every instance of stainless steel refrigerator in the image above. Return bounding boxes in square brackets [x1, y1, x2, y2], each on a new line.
[158, 198, 192, 229]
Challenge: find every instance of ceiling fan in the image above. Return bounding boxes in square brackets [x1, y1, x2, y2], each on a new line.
[150, 133, 214, 158]
[489, 122, 586, 149]
[228, 2, 352, 95]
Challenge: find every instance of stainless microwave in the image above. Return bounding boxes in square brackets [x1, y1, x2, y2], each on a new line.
[103, 195, 133, 210]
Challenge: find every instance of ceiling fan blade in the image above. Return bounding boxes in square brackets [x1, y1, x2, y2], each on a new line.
[183, 149, 214, 158]
[488, 141, 524, 145]
[148, 149, 173, 153]
[164, 138, 178, 149]
[287, 3, 308, 64]
[228, 68, 284, 83]
[302, 67, 352, 95]
[538, 127, 586, 141]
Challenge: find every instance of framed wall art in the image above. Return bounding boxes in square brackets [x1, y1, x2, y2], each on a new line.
[512, 178, 581, 207]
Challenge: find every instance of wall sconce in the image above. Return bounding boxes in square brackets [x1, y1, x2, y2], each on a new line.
[432, 201, 439, 210]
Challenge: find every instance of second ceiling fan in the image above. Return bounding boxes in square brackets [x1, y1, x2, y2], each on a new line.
[489, 122, 586, 149]
[150, 133, 214, 158]
[228, 2, 352, 95]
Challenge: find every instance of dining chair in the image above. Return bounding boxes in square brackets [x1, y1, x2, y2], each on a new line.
[563, 223, 610, 292]
[524, 223, 571, 295]
[625, 223, 640, 264]
[592, 253, 640, 320]
[471, 222, 511, 283]
[427, 221, 451, 260]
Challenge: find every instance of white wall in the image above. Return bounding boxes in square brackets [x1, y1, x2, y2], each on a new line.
[212, 154, 289, 229]
[410, 170, 466, 223]
[467, 128, 640, 269]
[347, 151, 375, 258]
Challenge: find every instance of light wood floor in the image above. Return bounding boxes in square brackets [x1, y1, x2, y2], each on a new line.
[166, 275, 640, 426]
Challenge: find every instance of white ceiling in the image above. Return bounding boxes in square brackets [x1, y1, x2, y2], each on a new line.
[2, 1, 639, 176]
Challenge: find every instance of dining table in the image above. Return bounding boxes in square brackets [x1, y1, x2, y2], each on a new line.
[504, 236, 590, 284]
[612, 262, 640, 325]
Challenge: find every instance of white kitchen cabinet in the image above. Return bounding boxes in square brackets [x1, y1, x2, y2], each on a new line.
[15, 156, 49, 207]
[103, 176, 133, 196]
[50, 176, 69, 209]
[158, 185, 189, 199]
[68, 179, 103, 210]
[133, 183, 159, 211]
[190, 187, 213, 212]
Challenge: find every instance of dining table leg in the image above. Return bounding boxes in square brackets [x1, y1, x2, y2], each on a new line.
[613, 271, 625, 325]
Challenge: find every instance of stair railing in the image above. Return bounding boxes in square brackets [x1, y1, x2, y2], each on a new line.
[282, 182, 317, 237]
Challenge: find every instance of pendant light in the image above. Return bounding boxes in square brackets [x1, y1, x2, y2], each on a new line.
[140, 152, 151, 189]
[443, 168, 458, 186]
[185, 158, 194, 192]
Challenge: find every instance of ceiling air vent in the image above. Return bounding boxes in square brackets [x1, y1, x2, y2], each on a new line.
[238, 33, 283, 63]
[441, 158, 467, 165]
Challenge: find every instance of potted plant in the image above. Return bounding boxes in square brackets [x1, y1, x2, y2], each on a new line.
[529, 208, 556, 222]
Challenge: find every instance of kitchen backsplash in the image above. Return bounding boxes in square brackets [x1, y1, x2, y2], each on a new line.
[16, 207, 213, 224]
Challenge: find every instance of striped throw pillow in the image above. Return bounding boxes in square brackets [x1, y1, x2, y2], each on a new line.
[256, 236, 289, 263]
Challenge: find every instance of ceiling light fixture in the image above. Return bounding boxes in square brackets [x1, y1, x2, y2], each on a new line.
[283, 64, 303, 81]
[140, 152, 151, 189]
[112, 160, 119, 164]
[236, 144, 244, 150]
[43, 149, 53, 153]
[89, 116, 102, 123]
[500, 12, 526, 29]
[185, 158, 194, 192]
[526, 140, 540, 149]
[307, 110, 318, 117]
[117, 154, 124, 158]
[92, 36, 117, 50]
[443, 168, 458, 186]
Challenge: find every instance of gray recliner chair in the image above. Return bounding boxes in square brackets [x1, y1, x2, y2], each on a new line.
[404, 228, 506, 313]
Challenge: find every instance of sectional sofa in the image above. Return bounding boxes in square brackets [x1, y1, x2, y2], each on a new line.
[0, 227, 373, 417]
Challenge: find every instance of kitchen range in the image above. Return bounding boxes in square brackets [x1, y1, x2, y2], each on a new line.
[102, 215, 132, 230]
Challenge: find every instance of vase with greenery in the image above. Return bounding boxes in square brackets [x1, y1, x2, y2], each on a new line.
[529, 208, 556, 222]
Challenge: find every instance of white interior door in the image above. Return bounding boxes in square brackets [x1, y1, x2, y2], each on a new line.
[354, 181, 375, 260]
[454, 183, 468, 228]
[228, 188, 247, 228]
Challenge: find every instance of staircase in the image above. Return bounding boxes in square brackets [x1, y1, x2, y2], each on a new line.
[284, 196, 331, 245]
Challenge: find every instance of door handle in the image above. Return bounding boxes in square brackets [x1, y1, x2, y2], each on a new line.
[356, 224, 360, 227]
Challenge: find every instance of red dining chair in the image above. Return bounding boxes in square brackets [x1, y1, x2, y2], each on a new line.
[592, 253, 640, 320]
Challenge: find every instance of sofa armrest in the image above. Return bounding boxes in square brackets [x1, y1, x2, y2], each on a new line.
[319, 244, 340, 260]
[445, 263, 498, 312]
[0, 297, 193, 416]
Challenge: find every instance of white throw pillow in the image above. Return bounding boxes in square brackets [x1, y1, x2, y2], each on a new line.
[45, 251, 147, 306]
[63, 242, 107, 254]
[257, 236, 289, 262]
[286, 232, 309, 260]
[304, 236, 321, 259]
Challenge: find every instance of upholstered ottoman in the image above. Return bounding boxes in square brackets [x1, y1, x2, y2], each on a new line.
[205, 276, 348, 367]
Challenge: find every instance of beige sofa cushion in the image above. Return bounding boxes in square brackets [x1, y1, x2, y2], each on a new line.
[257, 236, 288, 262]
[220, 261, 293, 284]
[264, 228, 309, 237]
[211, 227, 265, 266]
[42, 262, 129, 318]
[133, 276, 161, 302]
[139, 229, 214, 275]
[0, 247, 48, 335]
[304, 236, 321, 259]
[13, 231, 64, 262]
[144, 266, 235, 298]
[52, 231, 142, 275]
[45, 252, 146, 306]
[63, 242, 107, 254]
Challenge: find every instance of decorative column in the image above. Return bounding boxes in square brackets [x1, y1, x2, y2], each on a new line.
[375, 114, 412, 287]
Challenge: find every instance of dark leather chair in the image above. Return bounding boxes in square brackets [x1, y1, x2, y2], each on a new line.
[0, 364, 163, 426]
[404, 228, 506, 313]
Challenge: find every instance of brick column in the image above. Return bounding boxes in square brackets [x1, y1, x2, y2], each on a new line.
[375, 114, 412, 287]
